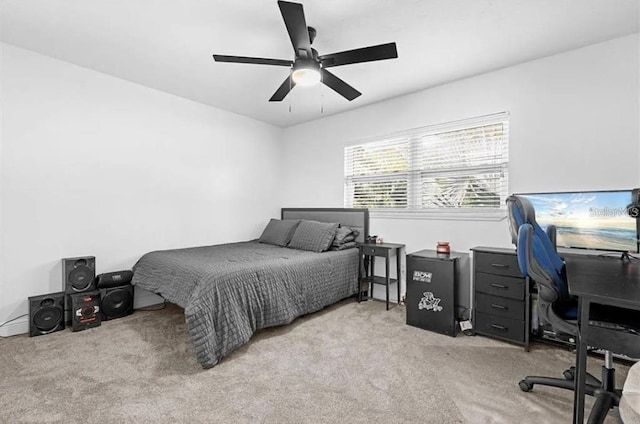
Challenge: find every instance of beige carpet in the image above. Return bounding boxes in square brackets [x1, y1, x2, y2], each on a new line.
[0, 299, 628, 423]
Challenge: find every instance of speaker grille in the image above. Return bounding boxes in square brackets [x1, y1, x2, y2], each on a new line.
[68, 265, 94, 291]
[33, 304, 63, 333]
[100, 285, 134, 320]
[28, 292, 65, 337]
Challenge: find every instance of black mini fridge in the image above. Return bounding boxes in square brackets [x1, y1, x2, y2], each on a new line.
[406, 250, 467, 337]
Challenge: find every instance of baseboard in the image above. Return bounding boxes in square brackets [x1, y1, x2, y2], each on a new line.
[0, 316, 28, 337]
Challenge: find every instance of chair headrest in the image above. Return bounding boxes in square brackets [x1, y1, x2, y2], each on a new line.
[506, 195, 537, 245]
[510, 195, 536, 221]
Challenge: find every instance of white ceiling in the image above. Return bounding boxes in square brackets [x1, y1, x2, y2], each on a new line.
[1, 0, 638, 128]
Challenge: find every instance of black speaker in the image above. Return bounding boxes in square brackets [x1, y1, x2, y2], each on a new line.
[62, 256, 96, 295]
[100, 284, 134, 320]
[70, 291, 101, 332]
[96, 270, 133, 289]
[28, 292, 65, 337]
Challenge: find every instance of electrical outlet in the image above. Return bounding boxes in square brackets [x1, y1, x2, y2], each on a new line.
[459, 320, 473, 331]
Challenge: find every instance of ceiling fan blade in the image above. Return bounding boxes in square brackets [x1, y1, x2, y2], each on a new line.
[269, 76, 296, 102]
[319, 42, 398, 68]
[278, 1, 311, 58]
[213, 55, 293, 67]
[321, 69, 361, 101]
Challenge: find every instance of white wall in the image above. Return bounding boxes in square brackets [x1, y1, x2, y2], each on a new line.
[0, 43, 284, 335]
[2, 34, 638, 333]
[280, 34, 640, 301]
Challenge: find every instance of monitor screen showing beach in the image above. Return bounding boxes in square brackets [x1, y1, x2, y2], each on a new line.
[521, 190, 638, 253]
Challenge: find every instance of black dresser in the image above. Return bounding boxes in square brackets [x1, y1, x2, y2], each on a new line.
[471, 246, 530, 350]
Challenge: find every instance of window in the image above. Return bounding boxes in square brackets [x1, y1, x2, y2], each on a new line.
[344, 112, 509, 219]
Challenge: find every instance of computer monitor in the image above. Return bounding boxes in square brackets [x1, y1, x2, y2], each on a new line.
[518, 189, 639, 254]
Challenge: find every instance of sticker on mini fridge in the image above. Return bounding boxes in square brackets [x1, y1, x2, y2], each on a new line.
[418, 291, 443, 312]
[413, 270, 432, 283]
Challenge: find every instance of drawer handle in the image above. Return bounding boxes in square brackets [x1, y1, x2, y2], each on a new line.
[490, 263, 508, 268]
[490, 303, 508, 310]
[490, 323, 508, 331]
[490, 283, 507, 289]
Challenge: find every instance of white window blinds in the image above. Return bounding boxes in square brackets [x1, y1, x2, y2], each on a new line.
[344, 112, 509, 218]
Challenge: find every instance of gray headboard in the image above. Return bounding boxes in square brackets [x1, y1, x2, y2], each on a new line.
[281, 208, 369, 243]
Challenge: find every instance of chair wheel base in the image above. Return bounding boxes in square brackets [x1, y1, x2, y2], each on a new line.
[519, 380, 534, 392]
[563, 369, 575, 381]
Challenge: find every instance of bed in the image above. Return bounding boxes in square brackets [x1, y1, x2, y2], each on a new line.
[131, 208, 369, 368]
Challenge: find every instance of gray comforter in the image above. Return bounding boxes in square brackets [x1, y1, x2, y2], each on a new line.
[131, 241, 359, 368]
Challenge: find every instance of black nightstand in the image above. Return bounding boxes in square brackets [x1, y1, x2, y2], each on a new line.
[358, 242, 405, 310]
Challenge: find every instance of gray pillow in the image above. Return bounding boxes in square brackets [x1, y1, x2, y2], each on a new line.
[258, 219, 300, 247]
[288, 220, 339, 253]
[330, 241, 358, 251]
[332, 226, 360, 246]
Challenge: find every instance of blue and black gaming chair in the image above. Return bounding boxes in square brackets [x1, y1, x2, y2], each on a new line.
[506, 195, 576, 336]
[506, 195, 621, 423]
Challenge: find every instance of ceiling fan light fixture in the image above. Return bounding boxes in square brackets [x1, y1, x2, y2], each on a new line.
[291, 60, 321, 86]
[213, 2, 397, 102]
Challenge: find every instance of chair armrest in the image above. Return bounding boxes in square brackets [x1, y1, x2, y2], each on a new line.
[546, 225, 557, 252]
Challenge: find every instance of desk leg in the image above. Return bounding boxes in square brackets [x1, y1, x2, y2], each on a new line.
[573, 297, 589, 424]
[385, 253, 390, 311]
[358, 248, 364, 302]
[396, 249, 401, 305]
[370, 256, 375, 299]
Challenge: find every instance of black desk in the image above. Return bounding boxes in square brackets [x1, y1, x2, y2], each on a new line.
[565, 255, 640, 424]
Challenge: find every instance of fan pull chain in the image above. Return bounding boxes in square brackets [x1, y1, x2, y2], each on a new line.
[288, 70, 292, 113]
[320, 70, 324, 114]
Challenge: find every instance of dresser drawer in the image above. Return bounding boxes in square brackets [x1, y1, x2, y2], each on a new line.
[475, 311, 525, 343]
[361, 245, 388, 257]
[475, 272, 525, 300]
[475, 252, 523, 278]
[475, 292, 525, 320]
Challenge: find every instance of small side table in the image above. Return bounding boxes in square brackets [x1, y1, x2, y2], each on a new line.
[358, 242, 405, 310]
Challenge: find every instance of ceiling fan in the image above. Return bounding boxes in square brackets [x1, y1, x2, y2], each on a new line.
[212, 1, 398, 102]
